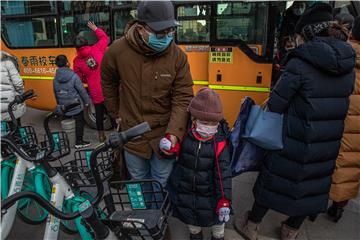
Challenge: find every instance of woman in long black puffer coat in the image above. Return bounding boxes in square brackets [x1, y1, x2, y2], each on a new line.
[234, 3, 356, 240]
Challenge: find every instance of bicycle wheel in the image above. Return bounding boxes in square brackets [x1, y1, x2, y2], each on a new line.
[17, 170, 52, 224]
[60, 190, 93, 234]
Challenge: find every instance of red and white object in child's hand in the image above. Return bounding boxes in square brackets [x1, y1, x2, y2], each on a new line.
[159, 137, 172, 150]
[159, 133, 180, 156]
[216, 198, 231, 223]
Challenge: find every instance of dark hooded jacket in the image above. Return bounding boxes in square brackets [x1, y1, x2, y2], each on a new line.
[253, 37, 356, 216]
[53, 67, 91, 116]
[168, 120, 232, 227]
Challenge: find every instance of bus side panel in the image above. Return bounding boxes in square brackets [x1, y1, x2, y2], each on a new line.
[208, 46, 272, 87]
[217, 91, 269, 125]
[1, 44, 77, 111]
[24, 80, 57, 111]
[178, 45, 209, 83]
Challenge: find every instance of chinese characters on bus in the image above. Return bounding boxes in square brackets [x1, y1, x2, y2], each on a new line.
[21, 55, 57, 75]
[209, 47, 233, 64]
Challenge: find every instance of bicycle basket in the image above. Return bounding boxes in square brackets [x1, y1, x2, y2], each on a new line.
[1, 125, 38, 158]
[62, 149, 114, 188]
[41, 131, 71, 160]
[105, 180, 171, 240]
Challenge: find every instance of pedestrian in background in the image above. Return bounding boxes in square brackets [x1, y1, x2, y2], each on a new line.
[335, 12, 355, 37]
[234, 3, 356, 240]
[1, 51, 25, 124]
[101, 1, 193, 189]
[54, 55, 91, 149]
[73, 21, 115, 142]
[328, 16, 360, 223]
[271, 35, 296, 88]
[168, 88, 232, 240]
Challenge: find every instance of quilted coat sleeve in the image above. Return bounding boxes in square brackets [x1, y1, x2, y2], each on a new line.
[100, 46, 120, 119]
[6, 60, 24, 94]
[93, 28, 109, 53]
[214, 145, 232, 202]
[268, 59, 303, 113]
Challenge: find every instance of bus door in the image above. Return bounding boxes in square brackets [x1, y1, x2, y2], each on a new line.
[176, 1, 275, 124]
[175, 3, 211, 94]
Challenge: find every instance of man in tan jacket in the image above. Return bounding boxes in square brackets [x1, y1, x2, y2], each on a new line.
[328, 16, 360, 222]
[100, 1, 193, 187]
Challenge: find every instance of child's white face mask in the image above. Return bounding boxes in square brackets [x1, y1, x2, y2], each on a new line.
[195, 120, 218, 138]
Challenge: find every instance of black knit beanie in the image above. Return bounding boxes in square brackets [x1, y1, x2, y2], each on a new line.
[295, 3, 334, 34]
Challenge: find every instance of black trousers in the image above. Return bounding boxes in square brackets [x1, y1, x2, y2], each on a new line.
[248, 202, 306, 229]
[72, 111, 84, 142]
[94, 102, 116, 131]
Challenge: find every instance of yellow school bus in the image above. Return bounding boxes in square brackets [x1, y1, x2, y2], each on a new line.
[1, 1, 358, 127]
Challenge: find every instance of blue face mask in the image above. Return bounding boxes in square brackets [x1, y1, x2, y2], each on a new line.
[147, 31, 173, 52]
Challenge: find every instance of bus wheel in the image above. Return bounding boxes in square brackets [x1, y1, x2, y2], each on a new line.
[83, 103, 112, 130]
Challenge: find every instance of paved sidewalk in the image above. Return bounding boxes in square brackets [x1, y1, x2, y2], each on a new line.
[6, 108, 360, 240]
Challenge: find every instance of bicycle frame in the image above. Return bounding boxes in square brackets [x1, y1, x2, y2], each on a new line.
[1, 153, 36, 240]
[1, 122, 151, 240]
[44, 172, 75, 240]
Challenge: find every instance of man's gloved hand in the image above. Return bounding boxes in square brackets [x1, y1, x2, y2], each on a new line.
[216, 198, 231, 223]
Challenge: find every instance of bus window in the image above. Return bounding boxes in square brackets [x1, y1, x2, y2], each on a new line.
[113, 1, 138, 6]
[1, 17, 57, 48]
[1, 1, 56, 15]
[59, 1, 110, 46]
[216, 2, 268, 54]
[176, 4, 211, 43]
[59, 1, 110, 12]
[114, 9, 137, 39]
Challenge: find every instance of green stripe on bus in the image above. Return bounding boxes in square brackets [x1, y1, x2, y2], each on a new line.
[21, 76, 270, 92]
[21, 76, 54, 80]
[209, 84, 270, 92]
[193, 80, 209, 85]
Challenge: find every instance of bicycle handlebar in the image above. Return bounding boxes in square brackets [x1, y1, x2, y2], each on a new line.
[2, 122, 151, 212]
[1, 101, 82, 163]
[91, 122, 151, 205]
[54, 101, 81, 116]
[7, 90, 35, 136]
[43, 101, 81, 155]
[1, 122, 151, 239]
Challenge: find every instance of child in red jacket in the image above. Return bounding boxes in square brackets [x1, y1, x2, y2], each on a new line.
[167, 88, 232, 240]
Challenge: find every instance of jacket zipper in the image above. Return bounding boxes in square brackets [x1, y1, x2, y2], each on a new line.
[193, 141, 201, 209]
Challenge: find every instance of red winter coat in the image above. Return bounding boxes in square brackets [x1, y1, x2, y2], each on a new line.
[73, 28, 109, 104]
